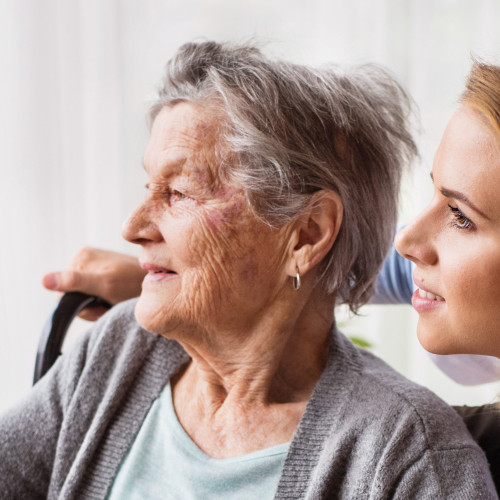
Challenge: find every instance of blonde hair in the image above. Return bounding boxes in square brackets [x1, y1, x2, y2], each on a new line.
[460, 60, 500, 136]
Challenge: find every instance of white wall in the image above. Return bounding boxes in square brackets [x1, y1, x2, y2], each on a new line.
[1, 0, 500, 412]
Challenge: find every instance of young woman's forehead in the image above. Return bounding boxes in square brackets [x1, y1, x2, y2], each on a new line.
[433, 106, 500, 220]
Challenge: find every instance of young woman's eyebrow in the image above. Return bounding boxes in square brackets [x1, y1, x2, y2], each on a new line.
[430, 172, 490, 220]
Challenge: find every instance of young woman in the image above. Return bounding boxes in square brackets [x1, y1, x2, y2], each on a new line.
[395, 60, 500, 489]
[396, 62, 500, 358]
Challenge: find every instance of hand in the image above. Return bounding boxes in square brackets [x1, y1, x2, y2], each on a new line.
[42, 247, 145, 321]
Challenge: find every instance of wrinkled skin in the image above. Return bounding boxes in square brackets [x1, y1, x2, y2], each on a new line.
[120, 102, 343, 458]
[122, 102, 292, 351]
[120, 102, 341, 458]
[42, 99, 345, 458]
[396, 105, 500, 357]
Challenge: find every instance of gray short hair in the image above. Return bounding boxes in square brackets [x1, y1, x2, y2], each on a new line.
[150, 41, 417, 312]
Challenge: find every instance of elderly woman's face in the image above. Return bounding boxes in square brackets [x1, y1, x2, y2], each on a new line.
[122, 103, 289, 337]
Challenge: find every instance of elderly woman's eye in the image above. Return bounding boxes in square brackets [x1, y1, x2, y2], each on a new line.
[448, 204, 475, 230]
[170, 189, 188, 201]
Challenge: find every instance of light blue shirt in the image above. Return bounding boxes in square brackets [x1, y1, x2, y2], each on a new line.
[373, 241, 414, 305]
[107, 382, 289, 500]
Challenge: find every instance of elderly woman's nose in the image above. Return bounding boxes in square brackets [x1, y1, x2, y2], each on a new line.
[394, 212, 437, 267]
[121, 202, 160, 245]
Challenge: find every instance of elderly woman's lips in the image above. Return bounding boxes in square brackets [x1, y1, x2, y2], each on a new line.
[141, 263, 177, 282]
[144, 270, 177, 282]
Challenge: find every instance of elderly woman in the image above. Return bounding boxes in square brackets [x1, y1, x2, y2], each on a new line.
[1, 42, 496, 498]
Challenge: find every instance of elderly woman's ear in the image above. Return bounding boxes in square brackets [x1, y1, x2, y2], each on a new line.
[287, 190, 343, 280]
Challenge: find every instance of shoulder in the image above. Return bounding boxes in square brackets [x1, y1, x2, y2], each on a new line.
[294, 331, 497, 497]
[455, 404, 500, 491]
[89, 298, 144, 345]
[353, 345, 474, 448]
[325, 331, 490, 470]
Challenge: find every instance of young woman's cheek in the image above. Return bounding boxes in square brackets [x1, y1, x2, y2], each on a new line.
[442, 236, 500, 351]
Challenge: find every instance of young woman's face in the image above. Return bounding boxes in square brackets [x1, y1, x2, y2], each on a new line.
[396, 105, 500, 357]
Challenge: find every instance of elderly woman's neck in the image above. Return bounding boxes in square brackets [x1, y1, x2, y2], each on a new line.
[173, 290, 336, 407]
[169, 290, 336, 458]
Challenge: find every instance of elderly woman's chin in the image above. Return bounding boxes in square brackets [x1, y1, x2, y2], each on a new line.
[134, 279, 211, 337]
[134, 285, 183, 336]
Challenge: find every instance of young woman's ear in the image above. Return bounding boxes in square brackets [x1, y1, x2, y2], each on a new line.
[287, 190, 343, 278]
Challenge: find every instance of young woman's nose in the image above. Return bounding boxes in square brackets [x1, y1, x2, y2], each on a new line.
[394, 208, 438, 267]
[122, 200, 162, 245]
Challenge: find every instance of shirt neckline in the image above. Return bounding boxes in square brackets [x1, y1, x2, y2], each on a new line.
[162, 382, 291, 465]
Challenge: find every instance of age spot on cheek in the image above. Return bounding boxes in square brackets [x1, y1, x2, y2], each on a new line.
[238, 259, 259, 284]
[206, 210, 226, 231]
[206, 195, 247, 232]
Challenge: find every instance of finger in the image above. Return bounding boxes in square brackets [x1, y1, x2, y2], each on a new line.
[42, 270, 98, 296]
[78, 306, 110, 322]
[42, 272, 62, 290]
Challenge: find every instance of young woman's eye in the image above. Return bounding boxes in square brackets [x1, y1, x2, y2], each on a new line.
[448, 204, 475, 230]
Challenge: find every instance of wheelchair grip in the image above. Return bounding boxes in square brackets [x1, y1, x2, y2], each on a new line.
[33, 292, 111, 384]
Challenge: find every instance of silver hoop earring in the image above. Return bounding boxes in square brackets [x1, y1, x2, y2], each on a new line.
[293, 266, 301, 290]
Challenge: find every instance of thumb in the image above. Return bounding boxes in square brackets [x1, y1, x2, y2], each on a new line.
[42, 270, 97, 295]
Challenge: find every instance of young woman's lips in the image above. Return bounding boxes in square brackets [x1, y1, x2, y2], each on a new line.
[411, 286, 445, 313]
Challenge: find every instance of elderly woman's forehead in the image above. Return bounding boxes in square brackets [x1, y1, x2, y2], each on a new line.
[145, 103, 224, 179]
[152, 103, 220, 143]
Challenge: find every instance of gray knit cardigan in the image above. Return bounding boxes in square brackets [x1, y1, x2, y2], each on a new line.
[0, 300, 497, 499]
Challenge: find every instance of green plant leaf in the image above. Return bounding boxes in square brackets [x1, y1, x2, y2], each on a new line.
[348, 336, 371, 349]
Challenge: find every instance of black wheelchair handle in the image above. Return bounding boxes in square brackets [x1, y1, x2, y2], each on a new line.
[33, 292, 111, 385]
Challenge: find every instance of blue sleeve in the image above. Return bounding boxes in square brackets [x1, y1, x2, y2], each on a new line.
[372, 244, 413, 305]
